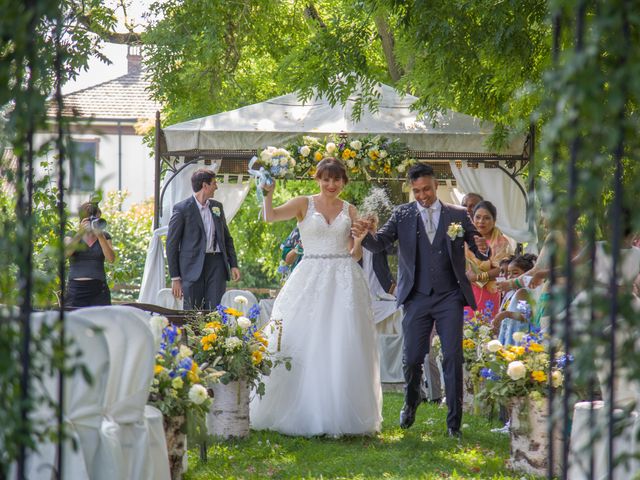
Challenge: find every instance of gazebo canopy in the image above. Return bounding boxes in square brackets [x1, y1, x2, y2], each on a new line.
[162, 83, 525, 155]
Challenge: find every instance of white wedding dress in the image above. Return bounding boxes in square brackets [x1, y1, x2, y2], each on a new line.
[250, 196, 382, 436]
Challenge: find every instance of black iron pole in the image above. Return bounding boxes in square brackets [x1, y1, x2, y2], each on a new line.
[154, 111, 161, 230]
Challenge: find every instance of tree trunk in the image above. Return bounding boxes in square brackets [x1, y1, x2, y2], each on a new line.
[374, 15, 403, 83]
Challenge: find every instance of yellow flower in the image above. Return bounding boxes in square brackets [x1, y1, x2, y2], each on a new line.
[252, 350, 263, 365]
[187, 363, 200, 383]
[154, 365, 164, 375]
[314, 151, 323, 161]
[462, 339, 476, 350]
[368, 150, 379, 160]
[498, 350, 516, 362]
[224, 307, 244, 317]
[205, 321, 222, 331]
[351, 167, 359, 173]
[341, 148, 352, 160]
[309, 167, 317, 176]
[529, 342, 544, 353]
[531, 370, 547, 382]
[349, 150, 356, 159]
[509, 346, 525, 356]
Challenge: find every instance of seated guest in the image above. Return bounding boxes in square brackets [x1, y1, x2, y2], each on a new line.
[493, 254, 538, 345]
[65, 201, 116, 307]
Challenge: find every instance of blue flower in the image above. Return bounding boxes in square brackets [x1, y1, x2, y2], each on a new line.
[480, 368, 500, 381]
[216, 304, 229, 324]
[247, 304, 260, 320]
[178, 357, 193, 371]
[555, 354, 574, 369]
[170, 348, 179, 357]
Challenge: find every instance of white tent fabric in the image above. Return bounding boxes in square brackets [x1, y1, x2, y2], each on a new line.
[163, 84, 525, 155]
[449, 161, 535, 244]
[159, 161, 250, 227]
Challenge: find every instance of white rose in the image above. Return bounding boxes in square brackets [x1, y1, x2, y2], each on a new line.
[271, 158, 279, 167]
[188, 384, 209, 405]
[171, 377, 184, 390]
[177, 344, 193, 360]
[397, 164, 406, 173]
[487, 339, 503, 353]
[346, 159, 355, 168]
[512, 331, 526, 344]
[290, 158, 296, 167]
[379, 150, 388, 158]
[479, 325, 491, 336]
[325, 142, 337, 154]
[551, 370, 563, 388]
[507, 361, 526, 380]
[237, 316, 252, 330]
[234, 295, 248, 305]
[260, 150, 272, 162]
[300, 145, 311, 157]
[224, 336, 243, 350]
[349, 140, 362, 151]
[280, 157, 289, 167]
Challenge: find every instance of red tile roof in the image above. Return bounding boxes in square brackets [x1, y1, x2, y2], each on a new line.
[48, 68, 161, 121]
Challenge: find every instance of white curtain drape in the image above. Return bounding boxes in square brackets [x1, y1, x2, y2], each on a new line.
[159, 160, 250, 227]
[138, 162, 251, 304]
[448, 161, 535, 245]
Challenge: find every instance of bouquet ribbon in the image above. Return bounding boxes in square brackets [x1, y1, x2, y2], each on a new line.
[248, 156, 274, 203]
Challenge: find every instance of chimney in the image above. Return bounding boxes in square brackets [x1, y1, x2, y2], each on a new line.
[127, 45, 142, 74]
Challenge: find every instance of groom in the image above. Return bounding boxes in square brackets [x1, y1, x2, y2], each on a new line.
[166, 168, 240, 310]
[354, 163, 489, 438]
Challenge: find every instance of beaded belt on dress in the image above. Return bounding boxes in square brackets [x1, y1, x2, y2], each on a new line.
[304, 253, 351, 259]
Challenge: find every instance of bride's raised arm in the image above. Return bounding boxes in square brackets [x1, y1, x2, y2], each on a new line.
[262, 182, 307, 223]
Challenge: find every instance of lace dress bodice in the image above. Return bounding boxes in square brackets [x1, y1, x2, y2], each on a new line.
[298, 196, 351, 256]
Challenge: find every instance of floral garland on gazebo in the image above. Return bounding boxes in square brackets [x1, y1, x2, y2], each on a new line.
[252, 134, 416, 182]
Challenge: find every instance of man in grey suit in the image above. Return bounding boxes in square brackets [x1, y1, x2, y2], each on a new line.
[354, 163, 489, 438]
[166, 168, 241, 310]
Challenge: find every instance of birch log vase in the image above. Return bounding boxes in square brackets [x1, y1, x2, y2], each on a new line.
[508, 396, 563, 477]
[207, 380, 250, 439]
[163, 415, 187, 480]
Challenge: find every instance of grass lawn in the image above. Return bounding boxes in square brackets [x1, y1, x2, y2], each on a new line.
[184, 392, 541, 479]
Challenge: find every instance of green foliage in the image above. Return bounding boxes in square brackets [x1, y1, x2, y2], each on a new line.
[184, 392, 536, 479]
[100, 191, 154, 300]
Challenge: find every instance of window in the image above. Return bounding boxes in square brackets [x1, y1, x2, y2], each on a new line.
[69, 139, 97, 192]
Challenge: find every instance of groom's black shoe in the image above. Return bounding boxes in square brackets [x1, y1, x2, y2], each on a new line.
[447, 428, 462, 439]
[400, 404, 417, 429]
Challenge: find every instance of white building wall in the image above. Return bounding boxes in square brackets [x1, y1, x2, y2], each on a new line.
[33, 127, 155, 213]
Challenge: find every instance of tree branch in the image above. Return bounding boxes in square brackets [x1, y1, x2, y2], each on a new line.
[374, 15, 403, 82]
[304, 3, 326, 28]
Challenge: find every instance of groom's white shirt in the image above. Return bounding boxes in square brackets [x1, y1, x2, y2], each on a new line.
[416, 199, 442, 233]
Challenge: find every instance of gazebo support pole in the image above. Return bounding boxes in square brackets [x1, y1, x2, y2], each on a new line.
[154, 111, 161, 230]
[527, 122, 536, 240]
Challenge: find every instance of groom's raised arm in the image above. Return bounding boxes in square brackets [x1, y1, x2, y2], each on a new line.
[461, 211, 491, 261]
[360, 209, 399, 253]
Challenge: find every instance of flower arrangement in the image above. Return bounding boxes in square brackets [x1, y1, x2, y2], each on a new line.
[285, 134, 415, 179]
[189, 304, 290, 396]
[148, 317, 213, 418]
[248, 146, 297, 198]
[447, 222, 464, 240]
[477, 329, 567, 407]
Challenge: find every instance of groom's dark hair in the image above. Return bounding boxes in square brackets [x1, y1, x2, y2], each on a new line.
[407, 163, 435, 182]
[191, 169, 216, 192]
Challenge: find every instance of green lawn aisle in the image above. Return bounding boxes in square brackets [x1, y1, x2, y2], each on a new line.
[185, 392, 539, 479]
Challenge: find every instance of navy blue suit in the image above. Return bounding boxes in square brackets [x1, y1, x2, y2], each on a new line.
[362, 201, 488, 430]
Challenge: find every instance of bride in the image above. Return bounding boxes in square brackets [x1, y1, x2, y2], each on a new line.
[250, 157, 382, 436]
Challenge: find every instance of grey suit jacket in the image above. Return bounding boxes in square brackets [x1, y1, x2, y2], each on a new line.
[361, 202, 489, 308]
[166, 196, 238, 282]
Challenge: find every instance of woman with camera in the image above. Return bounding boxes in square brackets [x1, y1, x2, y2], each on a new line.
[64, 202, 116, 307]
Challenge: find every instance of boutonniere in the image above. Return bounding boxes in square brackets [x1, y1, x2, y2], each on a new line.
[447, 222, 464, 240]
[211, 206, 221, 217]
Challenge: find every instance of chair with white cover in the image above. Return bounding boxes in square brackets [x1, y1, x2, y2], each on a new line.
[20, 311, 111, 480]
[156, 287, 183, 310]
[80, 305, 170, 480]
[220, 289, 258, 314]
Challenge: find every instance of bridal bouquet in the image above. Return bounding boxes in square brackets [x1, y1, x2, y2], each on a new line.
[478, 330, 566, 407]
[248, 146, 296, 198]
[189, 303, 290, 396]
[148, 319, 213, 418]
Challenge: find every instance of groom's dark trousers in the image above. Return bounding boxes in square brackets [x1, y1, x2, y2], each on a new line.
[403, 217, 464, 431]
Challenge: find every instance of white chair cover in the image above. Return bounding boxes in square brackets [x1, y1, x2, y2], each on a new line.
[156, 287, 183, 310]
[569, 401, 640, 479]
[221, 289, 258, 314]
[22, 311, 110, 480]
[80, 306, 169, 480]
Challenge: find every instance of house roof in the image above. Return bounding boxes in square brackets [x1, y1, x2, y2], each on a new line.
[48, 68, 161, 121]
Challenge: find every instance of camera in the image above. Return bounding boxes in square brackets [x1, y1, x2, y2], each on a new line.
[88, 216, 107, 231]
